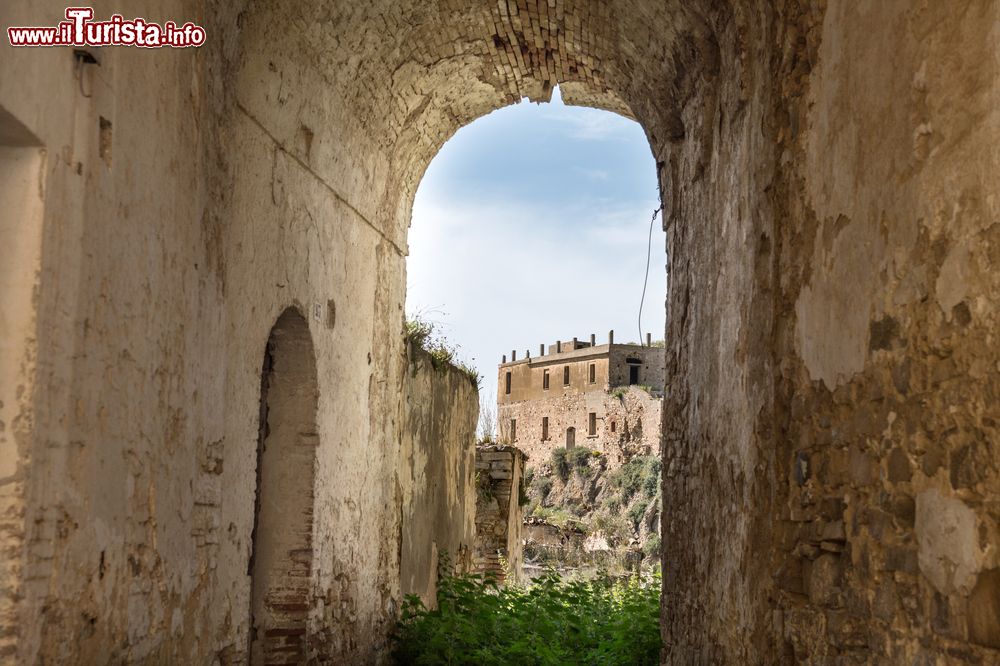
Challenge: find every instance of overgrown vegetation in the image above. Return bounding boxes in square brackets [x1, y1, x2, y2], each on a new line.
[518, 475, 530, 507]
[405, 316, 480, 386]
[627, 500, 649, 530]
[607, 455, 661, 505]
[530, 475, 553, 502]
[529, 506, 582, 529]
[642, 534, 661, 559]
[550, 447, 569, 482]
[392, 569, 661, 665]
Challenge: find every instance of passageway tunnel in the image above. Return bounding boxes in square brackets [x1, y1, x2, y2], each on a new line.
[1, 0, 998, 663]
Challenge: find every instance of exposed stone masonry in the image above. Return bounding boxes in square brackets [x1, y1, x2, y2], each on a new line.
[473, 446, 525, 585]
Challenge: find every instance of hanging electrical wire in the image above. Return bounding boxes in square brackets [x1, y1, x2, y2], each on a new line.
[638, 203, 662, 347]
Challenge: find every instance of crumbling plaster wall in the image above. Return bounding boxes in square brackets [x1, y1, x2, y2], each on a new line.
[399, 343, 478, 607]
[777, 1, 1000, 661]
[1, 0, 231, 661]
[662, 0, 1000, 663]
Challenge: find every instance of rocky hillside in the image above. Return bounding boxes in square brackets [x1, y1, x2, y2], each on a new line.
[522, 446, 661, 574]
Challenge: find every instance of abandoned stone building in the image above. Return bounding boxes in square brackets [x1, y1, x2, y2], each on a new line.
[497, 332, 664, 465]
[2, 0, 999, 663]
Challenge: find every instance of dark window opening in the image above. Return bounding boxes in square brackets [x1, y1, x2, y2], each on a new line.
[510, 418, 517, 441]
[589, 363, 596, 383]
[588, 412, 597, 436]
[611, 421, 616, 433]
[629, 365, 640, 385]
[505, 371, 511, 395]
[543, 369, 550, 390]
[542, 417, 549, 440]
[563, 366, 570, 386]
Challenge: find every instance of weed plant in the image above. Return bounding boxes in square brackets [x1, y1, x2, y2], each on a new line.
[392, 568, 661, 665]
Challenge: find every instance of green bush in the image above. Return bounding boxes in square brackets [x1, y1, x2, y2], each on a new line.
[643, 534, 661, 559]
[530, 506, 580, 529]
[550, 447, 569, 482]
[518, 476, 530, 507]
[589, 512, 633, 549]
[531, 475, 553, 501]
[628, 500, 649, 530]
[567, 447, 591, 470]
[642, 458, 661, 498]
[392, 569, 662, 665]
[609, 456, 660, 504]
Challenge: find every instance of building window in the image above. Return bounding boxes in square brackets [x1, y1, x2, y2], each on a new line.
[543, 369, 550, 390]
[588, 412, 597, 436]
[611, 421, 616, 433]
[541, 417, 549, 441]
[563, 366, 570, 386]
[629, 365, 640, 385]
[589, 363, 596, 383]
[510, 419, 517, 442]
[505, 371, 511, 394]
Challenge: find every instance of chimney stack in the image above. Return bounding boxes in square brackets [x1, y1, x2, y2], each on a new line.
[539, 343, 545, 356]
[646, 332, 652, 347]
[502, 354, 507, 363]
[511, 350, 517, 362]
[572, 337, 578, 349]
[556, 341, 562, 353]
[526, 349, 530, 360]
[608, 330, 614, 345]
[590, 333, 596, 346]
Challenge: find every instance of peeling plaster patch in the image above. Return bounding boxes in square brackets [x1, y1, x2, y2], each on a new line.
[915, 489, 980, 595]
[794, 213, 882, 388]
[935, 239, 972, 316]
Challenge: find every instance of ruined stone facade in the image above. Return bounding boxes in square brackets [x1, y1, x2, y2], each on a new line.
[473, 446, 525, 585]
[498, 335, 664, 465]
[1, 0, 998, 663]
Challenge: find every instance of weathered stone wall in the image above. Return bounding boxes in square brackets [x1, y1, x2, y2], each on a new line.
[1, 0, 233, 660]
[399, 343, 478, 607]
[661, 1, 1000, 663]
[608, 345, 666, 390]
[774, 2, 1000, 661]
[473, 446, 525, 585]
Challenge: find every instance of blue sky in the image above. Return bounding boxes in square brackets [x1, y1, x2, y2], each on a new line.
[406, 87, 666, 397]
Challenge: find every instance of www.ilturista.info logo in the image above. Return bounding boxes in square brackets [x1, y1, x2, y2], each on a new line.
[7, 7, 206, 48]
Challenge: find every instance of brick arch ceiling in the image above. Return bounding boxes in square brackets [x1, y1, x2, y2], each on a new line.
[236, 0, 720, 245]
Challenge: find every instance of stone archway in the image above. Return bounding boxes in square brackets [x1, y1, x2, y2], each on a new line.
[0, 0, 983, 663]
[248, 307, 319, 664]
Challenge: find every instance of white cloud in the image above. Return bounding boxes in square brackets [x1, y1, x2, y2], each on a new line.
[406, 193, 667, 378]
[543, 107, 635, 141]
[573, 166, 610, 181]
